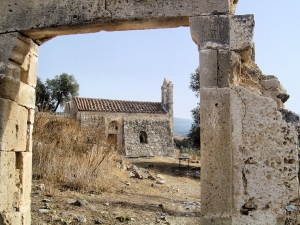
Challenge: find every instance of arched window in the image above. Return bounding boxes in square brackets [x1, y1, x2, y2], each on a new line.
[108, 121, 118, 134]
[139, 131, 148, 144]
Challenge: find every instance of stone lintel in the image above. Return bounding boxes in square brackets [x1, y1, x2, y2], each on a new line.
[0, 0, 239, 40]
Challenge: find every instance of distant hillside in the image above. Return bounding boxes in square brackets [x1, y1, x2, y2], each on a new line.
[173, 117, 193, 137]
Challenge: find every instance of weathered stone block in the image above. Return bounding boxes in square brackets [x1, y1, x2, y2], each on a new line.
[217, 50, 240, 87]
[199, 49, 240, 88]
[10, 36, 31, 66]
[26, 125, 33, 152]
[230, 86, 298, 224]
[190, 15, 230, 50]
[190, 14, 254, 51]
[20, 53, 38, 88]
[21, 205, 31, 225]
[230, 15, 254, 51]
[0, 33, 19, 75]
[6, 61, 22, 80]
[0, 212, 22, 225]
[200, 88, 232, 217]
[199, 50, 218, 88]
[17, 82, 36, 109]
[0, 98, 28, 151]
[0, 151, 15, 212]
[27, 109, 35, 125]
[0, 0, 238, 40]
[0, 76, 35, 109]
[16, 152, 32, 208]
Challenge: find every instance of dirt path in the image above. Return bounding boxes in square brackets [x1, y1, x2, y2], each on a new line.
[31, 157, 201, 225]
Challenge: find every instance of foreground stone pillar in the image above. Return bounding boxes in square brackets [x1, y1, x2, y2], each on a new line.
[190, 15, 299, 224]
[0, 33, 38, 225]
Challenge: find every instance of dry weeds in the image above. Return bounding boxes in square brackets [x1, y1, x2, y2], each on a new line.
[33, 113, 122, 194]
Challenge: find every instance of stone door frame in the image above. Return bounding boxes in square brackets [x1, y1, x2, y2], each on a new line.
[0, 1, 298, 224]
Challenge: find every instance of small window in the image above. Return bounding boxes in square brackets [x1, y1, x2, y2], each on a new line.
[108, 121, 118, 134]
[139, 131, 148, 144]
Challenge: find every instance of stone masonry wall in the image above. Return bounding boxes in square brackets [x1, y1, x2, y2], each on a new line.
[124, 117, 174, 157]
[76, 112, 174, 157]
[0, 33, 38, 225]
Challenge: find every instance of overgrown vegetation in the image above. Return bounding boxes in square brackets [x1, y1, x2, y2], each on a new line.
[32, 113, 121, 194]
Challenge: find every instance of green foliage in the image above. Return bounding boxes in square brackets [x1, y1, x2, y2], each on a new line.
[36, 77, 53, 112]
[189, 67, 200, 97]
[174, 138, 193, 149]
[36, 73, 79, 112]
[188, 103, 200, 148]
[187, 67, 201, 148]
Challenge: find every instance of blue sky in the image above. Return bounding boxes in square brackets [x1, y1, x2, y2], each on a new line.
[37, 1, 300, 119]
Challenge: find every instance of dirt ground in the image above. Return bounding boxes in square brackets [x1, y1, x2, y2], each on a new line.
[31, 157, 201, 225]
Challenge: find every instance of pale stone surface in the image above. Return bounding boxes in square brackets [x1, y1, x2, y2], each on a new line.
[0, 151, 15, 212]
[199, 50, 218, 87]
[200, 86, 298, 224]
[190, 15, 230, 50]
[200, 88, 233, 220]
[0, 212, 22, 225]
[0, 33, 37, 109]
[230, 86, 298, 224]
[199, 49, 240, 88]
[190, 14, 254, 51]
[0, 0, 237, 41]
[16, 152, 32, 208]
[230, 15, 254, 51]
[0, 98, 28, 152]
[27, 109, 35, 125]
[26, 125, 33, 152]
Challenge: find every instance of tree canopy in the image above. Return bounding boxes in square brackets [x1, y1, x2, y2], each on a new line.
[36, 73, 79, 112]
[189, 67, 200, 97]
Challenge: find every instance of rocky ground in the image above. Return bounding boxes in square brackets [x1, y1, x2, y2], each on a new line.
[31, 157, 201, 225]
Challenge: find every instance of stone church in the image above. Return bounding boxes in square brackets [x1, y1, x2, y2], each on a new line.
[65, 78, 174, 157]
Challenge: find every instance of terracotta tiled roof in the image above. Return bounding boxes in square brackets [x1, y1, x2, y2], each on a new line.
[73, 97, 167, 114]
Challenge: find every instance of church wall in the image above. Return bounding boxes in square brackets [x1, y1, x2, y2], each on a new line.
[76, 111, 174, 157]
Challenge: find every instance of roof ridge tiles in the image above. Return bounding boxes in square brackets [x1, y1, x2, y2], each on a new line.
[73, 97, 166, 114]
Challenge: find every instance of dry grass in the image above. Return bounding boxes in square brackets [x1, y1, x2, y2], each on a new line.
[32, 113, 122, 194]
